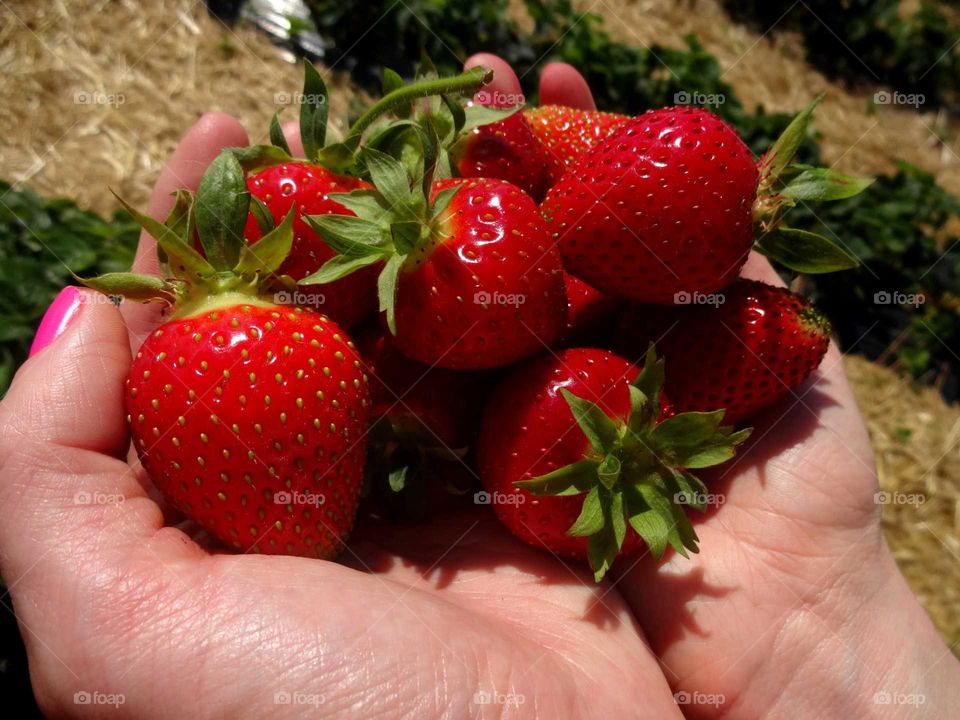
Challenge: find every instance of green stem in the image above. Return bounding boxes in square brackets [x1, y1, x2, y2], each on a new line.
[346, 66, 493, 140]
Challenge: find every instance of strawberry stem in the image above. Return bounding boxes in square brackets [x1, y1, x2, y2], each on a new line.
[346, 66, 493, 141]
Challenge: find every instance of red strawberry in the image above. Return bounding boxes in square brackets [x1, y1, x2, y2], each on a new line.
[524, 105, 628, 186]
[85, 151, 370, 558]
[614, 279, 831, 424]
[541, 106, 759, 304]
[305, 152, 567, 370]
[563, 272, 619, 345]
[477, 346, 749, 580]
[245, 162, 378, 329]
[452, 101, 552, 202]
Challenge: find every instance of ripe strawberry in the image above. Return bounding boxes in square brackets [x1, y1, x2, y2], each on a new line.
[614, 279, 831, 424]
[452, 100, 552, 202]
[563, 272, 618, 345]
[477, 346, 749, 580]
[85, 151, 370, 558]
[244, 162, 378, 329]
[542, 106, 759, 304]
[524, 105, 628, 186]
[304, 150, 567, 370]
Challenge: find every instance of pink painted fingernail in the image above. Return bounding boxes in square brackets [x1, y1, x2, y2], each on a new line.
[29, 287, 83, 357]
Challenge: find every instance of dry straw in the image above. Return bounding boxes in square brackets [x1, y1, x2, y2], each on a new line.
[1, 0, 957, 648]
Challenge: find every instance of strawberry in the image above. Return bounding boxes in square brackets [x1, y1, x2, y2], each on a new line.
[451, 100, 552, 202]
[542, 101, 869, 304]
[563, 272, 619, 345]
[244, 162, 378, 328]
[303, 150, 567, 370]
[614, 279, 831, 425]
[477, 346, 749, 580]
[524, 105, 628, 186]
[84, 151, 371, 558]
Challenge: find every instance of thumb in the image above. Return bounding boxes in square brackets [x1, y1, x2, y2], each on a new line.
[0, 288, 164, 575]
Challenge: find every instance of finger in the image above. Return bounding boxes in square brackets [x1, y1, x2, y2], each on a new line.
[740, 250, 786, 287]
[0, 290, 166, 578]
[124, 112, 249, 350]
[464, 53, 522, 104]
[539, 62, 596, 110]
[281, 119, 306, 157]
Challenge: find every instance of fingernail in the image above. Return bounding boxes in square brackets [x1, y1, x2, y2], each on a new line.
[29, 287, 83, 357]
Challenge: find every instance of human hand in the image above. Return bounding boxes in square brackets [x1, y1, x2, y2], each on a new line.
[463, 54, 960, 718]
[0, 106, 687, 718]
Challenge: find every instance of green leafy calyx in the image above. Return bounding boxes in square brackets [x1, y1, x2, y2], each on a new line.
[516, 345, 751, 581]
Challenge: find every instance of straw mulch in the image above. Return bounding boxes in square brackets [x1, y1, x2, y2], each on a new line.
[1, 0, 957, 647]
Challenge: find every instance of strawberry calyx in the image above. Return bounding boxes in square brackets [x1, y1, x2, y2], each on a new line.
[516, 345, 751, 581]
[79, 151, 297, 312]
[751, 95, 873, 274]
[231, 59, 495, 180]
[297, 144, 458, 334]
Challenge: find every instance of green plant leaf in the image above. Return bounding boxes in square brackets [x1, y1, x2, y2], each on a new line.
[515, 458, 600, 496]
[363, 147, 413, 211]
[195, 151, 249, 270]
[378, 253, 404, 334]
[388, 464, 410, 492]
[249, 195, 276, 235]
[460, 103, 520, 133]
[755, 226, 859, 273]
[681, 427, 752, 468]
[780, 168, 874, 201]
[758, 95, 822, 195]
[390, 220, 421, 255]
[77, 272, 176, 303]
[560, 388, 621, 454]
[300, 60, 329, 159]
[650, 410, 725, 451]
[381, 67, 405, 100]
[229, 144, 293, 173]
[300, 253, 383, 285]
[269, 112, 292, 155]
[624, 483, 672, 558]
[327, 190, 393, 220]
[233, 207, 295, 276]
[305, 214, 388, 256]
[568, 485, 605, 537]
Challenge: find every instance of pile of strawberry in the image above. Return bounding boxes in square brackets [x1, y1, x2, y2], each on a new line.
[85, 60, 869, 580]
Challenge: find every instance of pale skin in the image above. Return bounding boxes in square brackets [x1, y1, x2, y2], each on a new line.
[0, 56, 957, 719]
